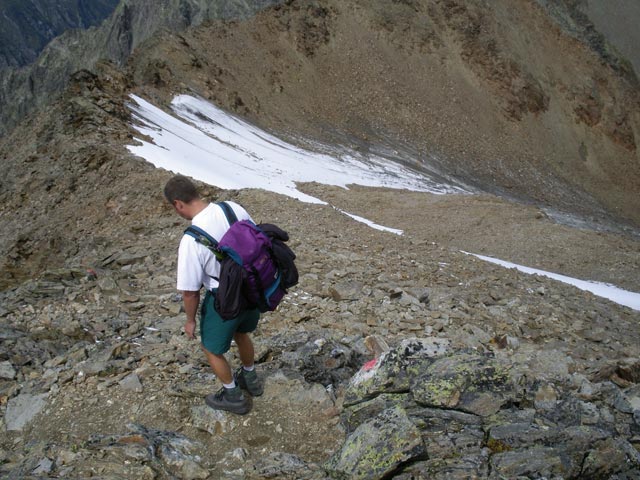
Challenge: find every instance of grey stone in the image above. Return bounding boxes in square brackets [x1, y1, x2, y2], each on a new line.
[398, 292, 421, 307]
[76, 359, 109, 377]
[0, 326, 23, 340]
[411, 407, 485, 471]
[326, 405, 425, 480]
[344, 337, 449, 407]
[0, 360, 16, 380]
[578, 378, 600, 399]
[342, 393, 409, 433]
[32, 457, 54, 475]
[488, 423, 556, 449]
[190, 405, 239, 435]
[603, 383, 635, 414]
[67, 346, 88, 363]
[119, 373, 143, 392]
[559, 426, 610, 451]
[122, 443, 153, 461]
[329, 281, 363, 301]
[577, 400, 601, 424]
[97, 275, 119, 293]
[113, 251, 149, 266]
[634, 409, 640, 427]
[581, 438, 640, 478]
[622, 384, 640, 411]
[157, 442, 209, 479]
[531, 349, 572, 380]
[411, 353, 514, 416]
[5, 393, 48, 431]
[490, 446, 581, 479]
[253, 452, 313, 478]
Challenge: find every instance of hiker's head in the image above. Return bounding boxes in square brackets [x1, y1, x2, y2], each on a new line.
[164, 175, 202, 219]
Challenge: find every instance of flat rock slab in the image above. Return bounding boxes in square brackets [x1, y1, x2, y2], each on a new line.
[411, 353, 514, 416]
[5, 393, 49, 431]
[0, 360, 16, 380]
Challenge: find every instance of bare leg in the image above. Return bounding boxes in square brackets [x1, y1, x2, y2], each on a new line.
[233, 332, 255, 368]
[202, 347, 233, 384]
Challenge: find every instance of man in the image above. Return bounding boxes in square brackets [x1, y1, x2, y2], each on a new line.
[164, 174, 263, 415]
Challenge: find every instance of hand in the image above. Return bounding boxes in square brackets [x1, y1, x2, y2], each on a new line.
[184, 319, 196, 340]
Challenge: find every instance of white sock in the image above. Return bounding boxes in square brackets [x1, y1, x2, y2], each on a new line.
[223, 380, 236, 389]
[243, 364, 255, 372]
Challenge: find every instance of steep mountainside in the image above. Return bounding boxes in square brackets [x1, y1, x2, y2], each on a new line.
[1, 0, 638, 231]
[1, 0, 639, 289]
[0, 0, 119, 68]
[125, 0, 640, 227]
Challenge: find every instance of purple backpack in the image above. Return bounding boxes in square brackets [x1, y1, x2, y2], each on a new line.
[184, 202, 291, 320]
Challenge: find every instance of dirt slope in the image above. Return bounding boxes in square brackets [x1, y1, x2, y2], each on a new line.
[124, 0, 640, 228]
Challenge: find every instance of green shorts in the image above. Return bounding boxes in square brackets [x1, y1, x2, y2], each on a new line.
[200, 290, 260, 355]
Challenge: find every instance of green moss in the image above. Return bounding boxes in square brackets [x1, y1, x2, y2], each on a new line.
[486, 438, 512, 453]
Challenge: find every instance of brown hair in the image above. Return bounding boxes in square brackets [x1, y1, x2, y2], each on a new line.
[163, 175, 199, 204]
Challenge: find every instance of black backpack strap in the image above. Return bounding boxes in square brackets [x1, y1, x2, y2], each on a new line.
[184, 225, 225, 261]
[217, 201, 238, 225]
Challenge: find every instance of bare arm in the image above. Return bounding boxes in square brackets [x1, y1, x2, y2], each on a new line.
[182, 290, 200, 339]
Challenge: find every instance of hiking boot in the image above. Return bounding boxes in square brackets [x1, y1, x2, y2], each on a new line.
[205, 386, 251, 415]
[235, 367, 264, 397]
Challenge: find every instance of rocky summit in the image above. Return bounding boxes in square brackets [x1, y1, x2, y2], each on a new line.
[1, 0, 640, 479]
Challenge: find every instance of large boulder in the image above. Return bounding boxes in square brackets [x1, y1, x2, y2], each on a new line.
[325, 405, 425, 480]
[4, 393, 48, 431]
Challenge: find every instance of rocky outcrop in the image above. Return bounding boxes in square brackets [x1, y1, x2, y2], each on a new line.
[329, 338, 640, 478]
[535, 0, 639, 82]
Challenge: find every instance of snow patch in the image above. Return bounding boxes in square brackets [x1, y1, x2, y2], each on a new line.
[465, 252, 640, 311]
[127, 94, 465, 233]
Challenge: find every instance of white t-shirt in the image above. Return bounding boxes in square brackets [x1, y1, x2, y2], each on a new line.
[176, 202, 253, 291]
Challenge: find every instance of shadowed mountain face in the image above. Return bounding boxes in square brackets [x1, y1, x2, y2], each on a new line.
[0, 0, 284, 137]
[0, 0, 120, 68]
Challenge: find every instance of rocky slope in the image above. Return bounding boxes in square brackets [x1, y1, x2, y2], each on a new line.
[0, 0, 119, 68]
[542, 0, 640, 76]
[1, 0, 639, 231]
[1, 1, 640, 479]
[0, 54, 639, 478]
